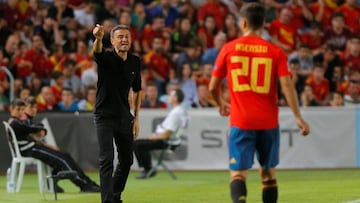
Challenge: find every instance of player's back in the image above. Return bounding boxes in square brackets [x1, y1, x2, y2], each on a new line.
[214, 35, 290, 130]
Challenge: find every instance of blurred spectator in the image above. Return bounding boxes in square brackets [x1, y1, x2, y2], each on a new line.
[197, 0, 229, 30]
[118, 9, 141, 54]
[301, 84, 319, 106]
[288, 43, 313, 77]
[100, 18, 115, 50]
[313, 44, 342, 92]
[78, 86, 96, 111]
[171, 18, 196, 53]
[340, 35, 360, 75]
[287, 0, 313, 32]
[19, 19, 34, 49]
[141, 81, 167, 108]
[330, 91, 344, 106]
[0, 0, 22, 31]
[28, 74, 42, 96]
[288, 58, 306, 95]
[2, 34, 20, 73]
[18, 86, 31, 100]
[74, 0, 96, 32]
[55, 87, 79, 111]
[336, 0, 360, 32]
[324, 12, 352, 51]
[130, 2, 147, 36]
[197, 15, 217, 50]
[337, 70, 360, 94]
[269, 7, 298, 53]
[141, 14, 170, 53]
[149, 0, 179, 28]
[62, 58, 82, 98]
[299, 21, 324, 53]
[14, 41, 32, 80]
[33, 17, 62, 49]
[47, 0, 75, 24]
[81, 61, 97, 88]
[49, 44, 66, 72]
[0, 13, 12, 48]
[222, 13, 240, 42]
[23, 34, 54, 84]
[310, 0, 335, 30]
[344, 80, 360, 106]
[144, 36, 175, 95]
[176, 39, 202, 74]
[36, 85, 56, 112]
[222, 0, 242, 21]
[50, 71, 65, 103]
[175, 62, 198, 108]
[71, 40, 93, 76]
[201, 31, 227, 65]
[305, 64, 330, 105]
[194, 63, 212, 86]
[196, 83, 216, 108]
[264, 0, 277, 28]
[94, 0, 118, 24]
[174, 0, 196, 24]
[0, 85, 9, 111]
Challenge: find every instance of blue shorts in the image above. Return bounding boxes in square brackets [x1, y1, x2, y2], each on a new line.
[228, 126, 279, 171]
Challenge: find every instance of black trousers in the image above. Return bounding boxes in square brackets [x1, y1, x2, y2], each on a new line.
[22, 144, 92, 188]
[95, 117, 134, 203]
[133, 139, 167, 171]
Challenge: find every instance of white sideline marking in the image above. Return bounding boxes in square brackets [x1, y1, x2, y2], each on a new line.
[342, 199, 360, 203]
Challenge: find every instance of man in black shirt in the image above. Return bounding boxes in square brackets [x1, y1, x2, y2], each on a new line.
[8, 98, 100, 193]
[92, 24, 142, 203]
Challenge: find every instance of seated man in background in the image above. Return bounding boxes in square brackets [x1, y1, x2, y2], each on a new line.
[7, 98, 100, 193]
[134, 89, 188, 179]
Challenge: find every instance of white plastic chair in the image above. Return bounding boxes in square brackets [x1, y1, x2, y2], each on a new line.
[3, 121, 49, 193]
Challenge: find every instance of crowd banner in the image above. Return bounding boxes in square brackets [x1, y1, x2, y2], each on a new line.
[0, 107, 358, 172]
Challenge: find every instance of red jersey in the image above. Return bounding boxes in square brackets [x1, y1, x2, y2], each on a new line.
[269, 20, 297, 52]
[197, 1, 230, 30]
[305, 76, 330, 101]
[213, 36, 291, 129]
[23, 49, 54, 78]
[336, 4, 360, 32]
[310, 3, 334, 29]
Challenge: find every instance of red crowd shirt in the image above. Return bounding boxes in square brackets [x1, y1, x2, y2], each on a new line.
[197, 1, 229, 30]
[23, 49, 54, 78]
[269, 20, 297, 52]
[213, 35, 291, 130]
[306, 76, 330, 101]
[336, 4, 360, 32]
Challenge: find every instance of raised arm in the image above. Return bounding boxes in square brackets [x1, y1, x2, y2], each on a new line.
[92, 24, 104, 53]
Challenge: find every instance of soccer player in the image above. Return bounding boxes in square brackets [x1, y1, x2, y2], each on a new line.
[209, 3, 310, 203]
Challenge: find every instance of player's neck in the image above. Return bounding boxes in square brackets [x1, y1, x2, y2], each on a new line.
[242, 30, 262, 37]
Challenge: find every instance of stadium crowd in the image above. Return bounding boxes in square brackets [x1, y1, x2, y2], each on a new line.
[0, 0, 359, 112]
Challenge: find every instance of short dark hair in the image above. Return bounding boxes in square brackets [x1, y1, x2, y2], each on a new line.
[175, 89, 184, 103]
[11, 99, 25, 108]
[239, 2, 265, 30]
[110, 24, 130, 39]
[25, 96, 37, 106]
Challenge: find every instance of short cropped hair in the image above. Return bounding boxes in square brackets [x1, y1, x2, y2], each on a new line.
[11, 98, 25, 108]
[239, 2, 265, 30]
[25, 96, 37, 106]
[175, 89, 184, 103]
[110, 25, 130, 39]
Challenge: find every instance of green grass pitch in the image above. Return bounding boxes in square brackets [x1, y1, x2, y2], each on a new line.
[0, 169, 359, 203]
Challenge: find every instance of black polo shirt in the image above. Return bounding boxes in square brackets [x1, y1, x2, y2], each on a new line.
[93, 49, 142, 119]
